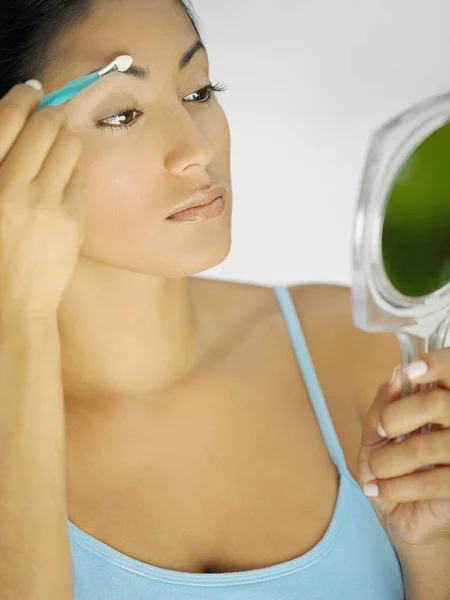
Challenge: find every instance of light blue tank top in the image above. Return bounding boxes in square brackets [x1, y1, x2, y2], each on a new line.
[68, 285, 405, 599]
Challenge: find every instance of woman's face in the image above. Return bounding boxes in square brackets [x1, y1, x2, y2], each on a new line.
[40, 0, 232, 278]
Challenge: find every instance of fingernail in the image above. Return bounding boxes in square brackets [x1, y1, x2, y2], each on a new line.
[363, 483, 379, 498]
[377, 422, 388, 438]
[25, 79, 42, 91]
[406, 360, 428, 380]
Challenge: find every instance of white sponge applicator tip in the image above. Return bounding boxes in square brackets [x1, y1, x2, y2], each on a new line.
[115, 55, 133, 72]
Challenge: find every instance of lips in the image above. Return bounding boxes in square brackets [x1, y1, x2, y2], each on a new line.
[167, 185, 226, 219]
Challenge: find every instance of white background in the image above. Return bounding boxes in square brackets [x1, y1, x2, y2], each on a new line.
[193, 0, 450, 287]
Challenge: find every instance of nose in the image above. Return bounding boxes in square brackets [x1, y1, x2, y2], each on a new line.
[162, 108, 215, 175]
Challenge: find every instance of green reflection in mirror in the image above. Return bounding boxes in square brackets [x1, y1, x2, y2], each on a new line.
[382, 123, 450, 297]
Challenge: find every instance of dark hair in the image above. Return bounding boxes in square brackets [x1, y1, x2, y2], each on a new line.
[0, 0, 203, 99]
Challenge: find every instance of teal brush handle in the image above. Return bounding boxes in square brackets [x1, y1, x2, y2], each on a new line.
[37, 72, 100, 110]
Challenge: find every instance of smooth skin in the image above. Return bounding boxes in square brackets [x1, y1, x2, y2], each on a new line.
[0, 87, 86, 313]
[358, 356, 450, 544]
[2, 0, 450, 593]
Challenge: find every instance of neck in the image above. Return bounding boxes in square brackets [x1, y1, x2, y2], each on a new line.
[58, 258, 203, 414]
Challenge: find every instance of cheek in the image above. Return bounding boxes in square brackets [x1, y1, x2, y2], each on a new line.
[210, 107, 230, 146]
[210, 109, 231, 168]
[79, 145, 154, 206]
[77, 148, 159, 226]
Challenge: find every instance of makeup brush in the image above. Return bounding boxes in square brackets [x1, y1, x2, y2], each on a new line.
[36, 55, 133, 110]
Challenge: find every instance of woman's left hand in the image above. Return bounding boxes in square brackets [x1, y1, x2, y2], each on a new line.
[357, 349, 450, 551]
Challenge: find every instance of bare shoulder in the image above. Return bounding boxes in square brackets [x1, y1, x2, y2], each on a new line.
[287, 283, 401, 418]
[194, 277, 401, 418]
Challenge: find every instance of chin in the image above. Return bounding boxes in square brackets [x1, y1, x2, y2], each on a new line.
[156, 208, 233, 277]
[78, 210, 233, 279]
[163, 233, 233, 278]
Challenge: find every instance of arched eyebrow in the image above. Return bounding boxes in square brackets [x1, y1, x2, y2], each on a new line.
[87, 40, 207, 80]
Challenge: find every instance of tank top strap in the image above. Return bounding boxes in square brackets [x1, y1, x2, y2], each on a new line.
[273, 285, 350, 478]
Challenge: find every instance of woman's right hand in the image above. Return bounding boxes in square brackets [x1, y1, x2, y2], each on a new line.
[0, 81, 88, 316]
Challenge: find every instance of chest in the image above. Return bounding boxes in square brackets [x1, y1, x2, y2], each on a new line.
[66, 307, 364, 575]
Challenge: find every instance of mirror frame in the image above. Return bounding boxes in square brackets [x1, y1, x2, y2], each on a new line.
[352, 90, 450, 339]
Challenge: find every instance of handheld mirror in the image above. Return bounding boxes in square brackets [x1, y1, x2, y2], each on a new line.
[352, 91, 450, 448]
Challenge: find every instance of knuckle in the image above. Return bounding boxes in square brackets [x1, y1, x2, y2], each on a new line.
[33, 107, 66, 132]
[32, 112, 63, 136]
[52, 107, 68, 126]
[422, 431, 440, 457]
[379, 481, 399, 502]
[59, 131, 82, 154]
[422, 473, 444, 497]
[409, 434, 425, 462]
[0, 102, 23, 125]
[71, 168, 85, 184]
[408, 431, 439, 464]
[426, 388, 448, 416]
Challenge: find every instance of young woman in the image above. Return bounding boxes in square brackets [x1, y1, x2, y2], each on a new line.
[0, 1, 449, 598]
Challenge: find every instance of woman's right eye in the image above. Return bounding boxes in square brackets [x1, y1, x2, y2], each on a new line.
[96, 107, 143, 131]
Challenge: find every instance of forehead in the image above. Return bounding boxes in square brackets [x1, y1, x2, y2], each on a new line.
[42, 0, 199, 87]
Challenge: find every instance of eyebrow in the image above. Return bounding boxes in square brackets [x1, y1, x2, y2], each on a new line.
[87, 40, 207, 80]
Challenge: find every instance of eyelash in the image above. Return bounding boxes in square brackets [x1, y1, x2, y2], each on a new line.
[95, 80, 228, 132]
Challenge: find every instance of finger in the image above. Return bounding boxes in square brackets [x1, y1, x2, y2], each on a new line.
[358, 367, 418, 490]
[360, 379, 398, 449]
[36, 130, 82, 203]
[369, 429, 450, 479]
[388, 364, 422, 397]
[379, 387, 450, 439]
[398, 348, 450, 389]
[374, 464, 450, 502]
[0, 83, 44, 163]
[0, 106, 67, 185]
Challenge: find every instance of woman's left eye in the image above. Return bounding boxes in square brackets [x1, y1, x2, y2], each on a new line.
[95, 81, 228, 132]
